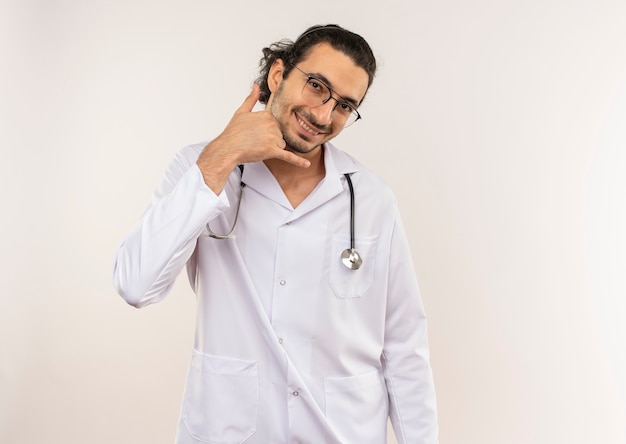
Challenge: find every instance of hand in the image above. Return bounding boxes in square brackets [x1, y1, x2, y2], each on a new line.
[196, 84, 310, 193]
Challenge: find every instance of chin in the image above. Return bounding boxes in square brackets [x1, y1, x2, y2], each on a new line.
[284, 134, 324, 155]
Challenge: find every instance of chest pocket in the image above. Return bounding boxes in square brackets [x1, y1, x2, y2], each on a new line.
[329, 235, 377, 298]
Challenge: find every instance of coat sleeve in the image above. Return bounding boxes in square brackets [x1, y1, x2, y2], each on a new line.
[382, 210, 439, 444]
[112, 145, 230, 308]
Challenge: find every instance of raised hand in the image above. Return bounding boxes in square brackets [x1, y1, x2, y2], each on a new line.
[196, 84, 310, 193]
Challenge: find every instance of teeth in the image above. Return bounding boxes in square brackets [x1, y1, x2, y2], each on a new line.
[297, 116, 320, 135]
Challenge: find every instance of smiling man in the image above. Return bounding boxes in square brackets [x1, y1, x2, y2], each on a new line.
[113, 25, 438, 444]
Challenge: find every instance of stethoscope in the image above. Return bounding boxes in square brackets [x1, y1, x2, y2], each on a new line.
[207, 166, 363, 270]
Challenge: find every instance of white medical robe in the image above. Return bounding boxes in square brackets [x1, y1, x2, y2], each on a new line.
[113, 141, 438, 443]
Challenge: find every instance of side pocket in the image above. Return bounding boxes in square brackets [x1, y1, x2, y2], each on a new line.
[324, 370, 389, 444]
[329, 236, 378, 298]
[182, 350, 258, 444]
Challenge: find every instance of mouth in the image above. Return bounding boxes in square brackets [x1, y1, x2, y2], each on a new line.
[295, 113, 324, 137]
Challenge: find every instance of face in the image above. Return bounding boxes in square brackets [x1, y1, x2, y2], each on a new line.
[267, 43, 369, 155]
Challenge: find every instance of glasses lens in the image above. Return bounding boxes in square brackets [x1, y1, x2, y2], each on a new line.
[302, 77, 330, 106]
[301, 76, 361, 128]
[344, 110, 359, 127]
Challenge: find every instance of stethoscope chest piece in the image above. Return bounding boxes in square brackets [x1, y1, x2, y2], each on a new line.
[341, 248, 362, 270]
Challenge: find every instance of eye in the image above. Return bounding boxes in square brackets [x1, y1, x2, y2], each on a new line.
[306, 78, 328, 96]
[308, 80, 321, 90]
[336, 102, 354, 115]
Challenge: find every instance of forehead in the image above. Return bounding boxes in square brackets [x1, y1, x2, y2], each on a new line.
[297, 42, 369, 104]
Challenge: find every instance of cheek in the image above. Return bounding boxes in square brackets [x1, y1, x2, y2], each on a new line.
[270, 86, 289, 111]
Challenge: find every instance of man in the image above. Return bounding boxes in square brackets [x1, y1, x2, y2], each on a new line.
[113, 24, 438, 444]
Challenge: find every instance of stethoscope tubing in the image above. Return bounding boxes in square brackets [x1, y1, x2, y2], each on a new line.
[340, 173, 363, 270]
[207, 165, 245, 240]
[207, 167, 362, 270]
[344, 173, 356, 251]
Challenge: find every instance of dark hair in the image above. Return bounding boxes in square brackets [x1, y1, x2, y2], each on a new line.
[256, 24, 377, 104]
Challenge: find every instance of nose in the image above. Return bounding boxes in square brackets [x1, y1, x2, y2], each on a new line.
[309, 98, 335, 126]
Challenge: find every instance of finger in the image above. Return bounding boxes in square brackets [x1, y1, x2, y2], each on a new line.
[234, 83, 261, 114]
[274, 150, 311, 169]
[276, 137, 286, 150]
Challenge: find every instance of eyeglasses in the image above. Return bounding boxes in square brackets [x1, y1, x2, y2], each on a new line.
[289, 64, 362, 128]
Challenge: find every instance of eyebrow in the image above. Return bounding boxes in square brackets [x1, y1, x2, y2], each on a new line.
[307, 71, 361, 108]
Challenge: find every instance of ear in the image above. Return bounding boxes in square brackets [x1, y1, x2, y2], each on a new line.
[267, 58, 286, 94]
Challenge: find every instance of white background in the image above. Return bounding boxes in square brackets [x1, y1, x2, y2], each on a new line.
[1, 1, 625, 443]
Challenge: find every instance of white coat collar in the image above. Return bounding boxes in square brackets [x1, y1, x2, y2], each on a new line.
[240, 143, 361, 222]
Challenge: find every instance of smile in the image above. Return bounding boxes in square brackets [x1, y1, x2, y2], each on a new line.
[296, 114, 323, 136]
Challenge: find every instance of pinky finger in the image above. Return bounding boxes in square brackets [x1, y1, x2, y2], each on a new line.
[278, 151, 311, 168]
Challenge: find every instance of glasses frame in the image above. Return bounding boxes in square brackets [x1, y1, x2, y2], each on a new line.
[288, 64, 362, 128]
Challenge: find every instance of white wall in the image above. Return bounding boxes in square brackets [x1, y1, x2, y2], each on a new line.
[1, 1, 625, 443]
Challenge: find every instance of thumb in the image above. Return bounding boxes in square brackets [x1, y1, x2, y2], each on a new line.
[235, 83, 261, 114]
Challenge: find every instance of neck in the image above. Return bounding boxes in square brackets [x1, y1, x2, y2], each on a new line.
[264, 144, 325, 181]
